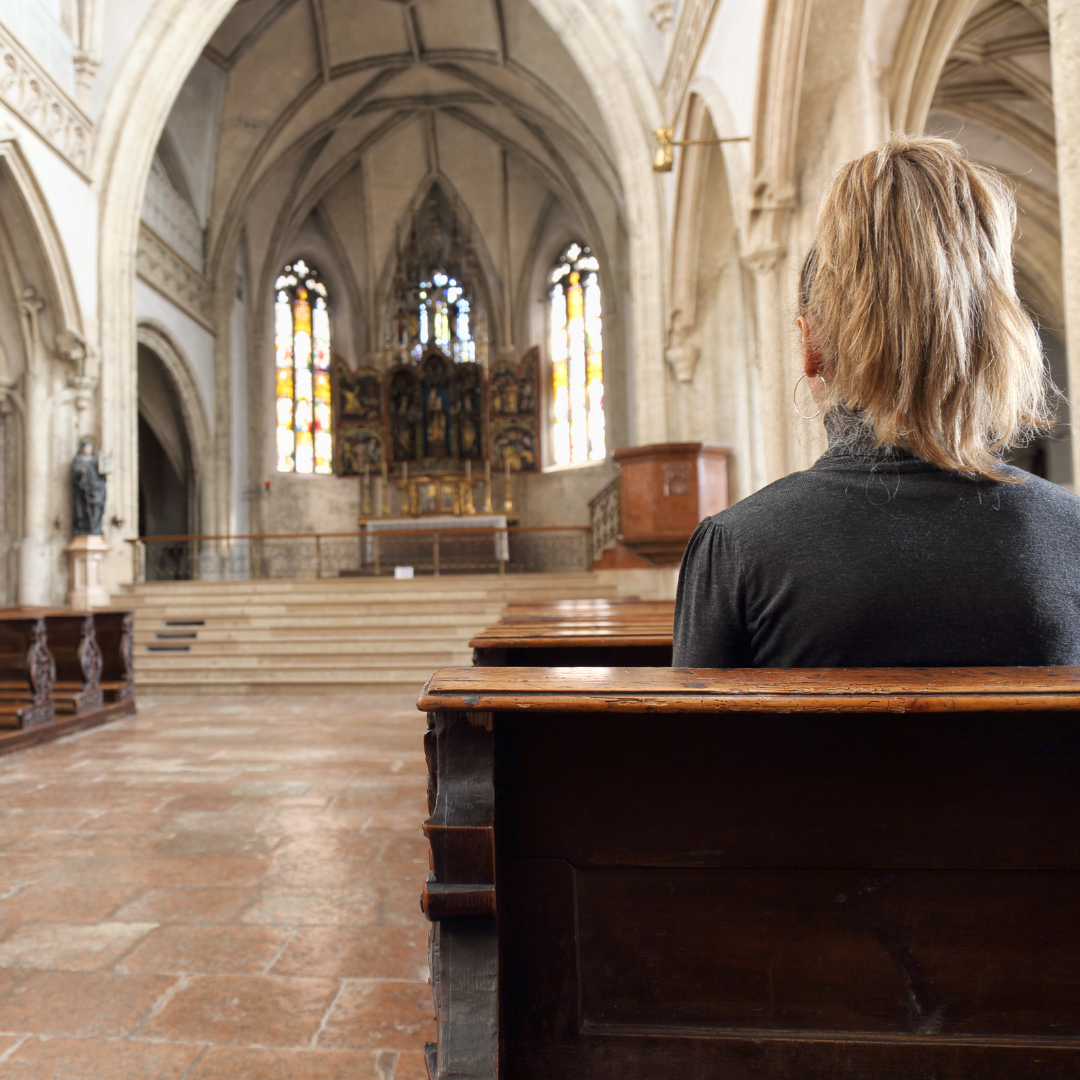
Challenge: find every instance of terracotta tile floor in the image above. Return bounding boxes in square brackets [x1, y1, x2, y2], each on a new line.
[0, 693, 433, 1079]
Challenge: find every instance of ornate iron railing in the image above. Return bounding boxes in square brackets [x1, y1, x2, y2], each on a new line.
[125, 525, 593, 583]
[588, 476, 620, 561]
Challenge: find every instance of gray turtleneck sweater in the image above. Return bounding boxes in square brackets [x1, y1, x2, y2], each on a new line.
[672, 429, 1080, 668]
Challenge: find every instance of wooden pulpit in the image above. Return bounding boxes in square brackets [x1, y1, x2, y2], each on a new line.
[613, 442, 731, 564]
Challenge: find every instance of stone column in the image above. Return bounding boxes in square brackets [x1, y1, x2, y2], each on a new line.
[744, 246, 791, 486]
[1050, 0, 1080, 489]
[17, 287, 50, 605]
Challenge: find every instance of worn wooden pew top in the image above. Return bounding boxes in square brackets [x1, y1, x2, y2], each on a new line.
[498, 599, 675, 623]
[421, 665, 1080, 712]
[472, 599, 674, 653]
[469, 626, 672, 648]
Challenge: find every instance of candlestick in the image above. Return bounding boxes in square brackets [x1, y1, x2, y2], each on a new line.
[483, 458, 493, 514]
[463, 459, 475, 515]
[503, 453, 514, 516]
[362, 461, 370, 517]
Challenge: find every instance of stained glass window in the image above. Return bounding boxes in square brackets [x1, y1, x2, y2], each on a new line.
[275, 260, 332, 474]
[549, 243, 604, 464]
[413, 272, 476, 363]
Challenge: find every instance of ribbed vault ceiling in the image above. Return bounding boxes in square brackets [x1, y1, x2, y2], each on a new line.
[928, 0, 1059, 328]
[198, 0, 622, 282]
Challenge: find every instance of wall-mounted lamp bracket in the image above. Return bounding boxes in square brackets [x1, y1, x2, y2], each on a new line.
[652, 126, 751, 172]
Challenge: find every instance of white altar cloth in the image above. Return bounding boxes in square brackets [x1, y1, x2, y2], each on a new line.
[363, 515, 509, 561]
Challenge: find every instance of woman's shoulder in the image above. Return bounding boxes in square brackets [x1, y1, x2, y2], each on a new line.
[704, 469, 818, 527]
[690, 470, 818, 550]
[997, 467, 1080, 516]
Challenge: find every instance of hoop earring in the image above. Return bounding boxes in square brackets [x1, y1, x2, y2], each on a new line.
[793, 373, 825, 420]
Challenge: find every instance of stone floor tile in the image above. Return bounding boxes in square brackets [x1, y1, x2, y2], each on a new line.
[240, 886, 378, 927]
[0, 854, 73, 886]
[46, 855, 271, 889]
[0, 691, 434, 1064]
[0, 810, 101, 831]
[153, 831, 281, 860]
[270, 833, 389, 862]
[0, 922, 157, 971]
[72, 812, 178, 834]
[0, 1036, 24, 1058]
[262, 856, 384, 890]
[393, 1051, 432, 1079]
[14, 832, 168, 857]
[316, 980, 435, 1051]
[116, 924, 292, 975]
[230, 782, 312, 798]
[271, 925, 428, 981]
[0, 885, 141, 928]
[0, 787, 83, 811]
[141, 974, 340, 1047]
[183, 1046, 387, 1080]
[0, 1036, 201, 1079]
[377, 833, 431, 864]
[161, 794, 243, 814]
[0, 970, 175, 1037]
[111, 887, 259, 925]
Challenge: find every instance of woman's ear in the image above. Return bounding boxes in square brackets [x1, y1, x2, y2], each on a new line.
[797, 315, 824, 378]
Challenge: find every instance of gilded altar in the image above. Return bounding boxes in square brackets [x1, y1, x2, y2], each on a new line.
[333, 345, 540, 518]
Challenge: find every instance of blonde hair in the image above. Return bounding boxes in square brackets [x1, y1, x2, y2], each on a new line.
[799, 133, 1053, 481]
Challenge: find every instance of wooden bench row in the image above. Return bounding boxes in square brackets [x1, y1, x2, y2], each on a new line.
[470, 597, 675, 667]
[0, 608, 135, 747]
[424, 602, 1080, 1078]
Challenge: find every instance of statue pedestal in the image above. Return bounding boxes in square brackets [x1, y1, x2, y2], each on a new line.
[66, 535, 111, 608]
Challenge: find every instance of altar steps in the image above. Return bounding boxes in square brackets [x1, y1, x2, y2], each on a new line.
[117, 572, 623, 693]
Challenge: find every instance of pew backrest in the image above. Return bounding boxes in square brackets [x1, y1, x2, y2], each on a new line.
[418, 665, 1080, 1080]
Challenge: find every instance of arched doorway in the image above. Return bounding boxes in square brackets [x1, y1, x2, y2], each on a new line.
[138, 342, 198, 578]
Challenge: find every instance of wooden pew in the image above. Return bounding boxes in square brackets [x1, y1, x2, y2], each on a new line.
[0, 607, 114, 719]
[0, 614, 55, 729]
[471, 599, 674, 666]
[93, 610, 136, 713]
[419, 666, 1080, 1079]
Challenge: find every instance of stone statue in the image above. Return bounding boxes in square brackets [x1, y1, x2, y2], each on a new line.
[72, 437, 107, 536]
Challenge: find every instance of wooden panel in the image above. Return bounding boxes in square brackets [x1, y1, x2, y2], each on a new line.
[498, 860, 1080, 1079]
[575, 867, 1080, 1036]
[494, 710, 1080, 868]
[421, 665, 1080, 713]
[492, 704, 1080, 1077]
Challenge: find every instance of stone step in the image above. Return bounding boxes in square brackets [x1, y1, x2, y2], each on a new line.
[117, 571, 627, 693]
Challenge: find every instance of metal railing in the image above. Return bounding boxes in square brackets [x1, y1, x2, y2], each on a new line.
[125, 525, 594, 583]
[588, 475, 620, 561]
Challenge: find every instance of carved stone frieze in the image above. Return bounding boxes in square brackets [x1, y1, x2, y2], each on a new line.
[0, 21, 92, 177]
[136, 222, 215, 332]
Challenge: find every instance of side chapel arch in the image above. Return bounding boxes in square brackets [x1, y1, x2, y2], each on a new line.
[0, 140, 88, 604]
